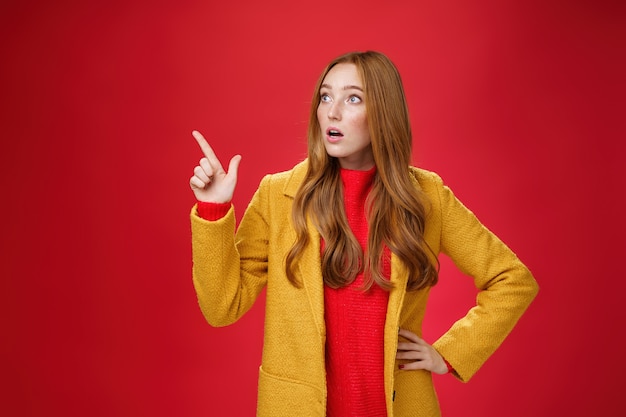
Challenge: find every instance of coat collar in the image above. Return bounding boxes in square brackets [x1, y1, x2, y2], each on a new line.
[283, 159, 309, 198]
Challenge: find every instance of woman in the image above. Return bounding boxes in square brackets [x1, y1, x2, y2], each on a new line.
[189, 51, 538, 417]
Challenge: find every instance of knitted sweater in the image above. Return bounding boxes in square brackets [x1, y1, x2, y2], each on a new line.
[324, 167, 389, 417]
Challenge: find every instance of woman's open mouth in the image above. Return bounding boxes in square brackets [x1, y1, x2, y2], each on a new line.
[326, 127, 344, 142]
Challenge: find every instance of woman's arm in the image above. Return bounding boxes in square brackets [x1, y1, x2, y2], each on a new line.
[189, 130, 268, 327]
[431, 178, 539, 382]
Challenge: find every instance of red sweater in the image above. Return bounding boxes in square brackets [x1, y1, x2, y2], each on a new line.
[324, 167, 389, 417]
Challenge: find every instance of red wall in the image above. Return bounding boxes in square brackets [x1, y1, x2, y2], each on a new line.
[2, 1, 624, 415]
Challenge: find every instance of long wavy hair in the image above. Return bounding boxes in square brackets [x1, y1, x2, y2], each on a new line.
[285, 51, 438, 291]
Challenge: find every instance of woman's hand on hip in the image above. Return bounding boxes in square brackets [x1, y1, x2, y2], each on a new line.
[189, 130, 242, 203]
[396, 328, 448, 374]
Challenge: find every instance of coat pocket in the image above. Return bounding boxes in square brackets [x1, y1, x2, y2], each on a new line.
[392, 368, 441, 417]
[257, 366, 325, 417]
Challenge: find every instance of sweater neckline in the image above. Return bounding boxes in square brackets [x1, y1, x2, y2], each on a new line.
[340, 165, 376, 202]
[339, 165, 377, 183]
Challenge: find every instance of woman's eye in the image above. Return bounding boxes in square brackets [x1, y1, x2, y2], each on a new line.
[320, 94, 331, 103]
[348, 95, 362, 103]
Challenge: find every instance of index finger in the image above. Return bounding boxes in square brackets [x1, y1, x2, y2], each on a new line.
[192, 130, 224, 171]
[398, 329, 425, 345]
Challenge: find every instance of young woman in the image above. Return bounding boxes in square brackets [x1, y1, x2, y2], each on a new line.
[189, 51, 538, 417]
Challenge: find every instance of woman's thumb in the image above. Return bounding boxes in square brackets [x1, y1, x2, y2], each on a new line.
[227, 154, 242, 180]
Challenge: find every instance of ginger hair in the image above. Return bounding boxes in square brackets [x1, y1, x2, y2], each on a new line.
[285, 51, 438, 291]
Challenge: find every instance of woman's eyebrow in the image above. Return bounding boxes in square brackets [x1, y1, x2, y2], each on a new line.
[320, 83, 364, 91]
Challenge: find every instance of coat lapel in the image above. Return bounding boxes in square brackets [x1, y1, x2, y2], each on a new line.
[384, 255, 409, 414]
[283, 160, 326, 337]
[298, 223, 326, 337]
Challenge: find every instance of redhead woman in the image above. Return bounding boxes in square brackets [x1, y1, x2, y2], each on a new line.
[189, 51, 538, 417]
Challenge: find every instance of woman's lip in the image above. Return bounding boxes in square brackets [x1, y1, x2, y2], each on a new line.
[326, 134, 342, 144]
[326, 126, 343, 135]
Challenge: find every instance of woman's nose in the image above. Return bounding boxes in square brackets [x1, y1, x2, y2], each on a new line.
[328, 102, 342, 120]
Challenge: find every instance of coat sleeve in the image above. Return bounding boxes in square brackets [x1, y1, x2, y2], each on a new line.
[430, 175, 539, 382]
[190, 175, 271, 327]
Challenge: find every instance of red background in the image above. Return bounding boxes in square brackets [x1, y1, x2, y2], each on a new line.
[2, 0, 625, 416]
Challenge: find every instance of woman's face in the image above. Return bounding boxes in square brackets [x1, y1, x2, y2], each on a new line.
[317, 63, 373, 170]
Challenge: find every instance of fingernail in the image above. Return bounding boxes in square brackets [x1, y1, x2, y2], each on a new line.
[399, 365, 404, 370]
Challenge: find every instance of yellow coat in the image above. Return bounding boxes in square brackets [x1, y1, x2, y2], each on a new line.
[190, 160, 538, 417]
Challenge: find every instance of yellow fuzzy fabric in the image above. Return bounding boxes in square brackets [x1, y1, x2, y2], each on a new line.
[191, 160, 538, 417]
